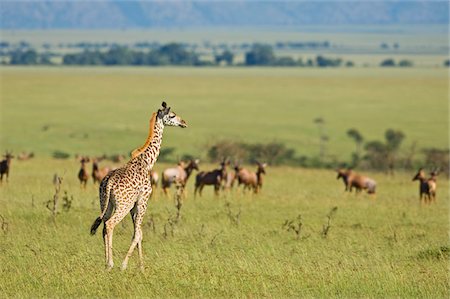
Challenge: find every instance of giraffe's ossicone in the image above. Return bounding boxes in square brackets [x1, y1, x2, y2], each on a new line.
[90, 101, 187, 271]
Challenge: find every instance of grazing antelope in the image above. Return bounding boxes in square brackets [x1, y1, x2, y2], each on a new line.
[223, 168, 237, 190]
[0, 151, 14, 183]
[235, 161, 267, 194]
[17, 151, 34, 161]
[161, 159, 199, 196]
[90, 101, 187, 271]
[92, 158, 111, 184]
[149, 170, 159, 188]
[108, 154, 126, 163]
[412, 168, 438, 204]
[336, 168, 376, 194]
[194, 158, 229, 197]
[78, 156, 90, 188]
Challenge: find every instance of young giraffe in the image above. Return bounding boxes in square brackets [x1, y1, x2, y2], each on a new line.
[90, 102, 187, 271]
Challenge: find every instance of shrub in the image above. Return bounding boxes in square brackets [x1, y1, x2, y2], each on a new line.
[380, 59, 396, 67]
[398, 60, 413, 67]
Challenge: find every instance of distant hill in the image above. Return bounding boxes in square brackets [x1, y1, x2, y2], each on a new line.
[1, 1, 448, 29]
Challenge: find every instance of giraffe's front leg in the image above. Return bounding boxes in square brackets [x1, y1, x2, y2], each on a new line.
[122, 188, 151, 271]
[136, 199, 149, 272]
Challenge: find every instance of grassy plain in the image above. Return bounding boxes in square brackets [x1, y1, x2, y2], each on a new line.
[0, 158, 448, 298]
[1, 67, 448, 164]
[0, 66, 449, 298]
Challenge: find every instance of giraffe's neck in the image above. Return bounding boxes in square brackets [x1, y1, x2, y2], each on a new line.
[131, 113, 165, 172]
[141, 118, 164, 171]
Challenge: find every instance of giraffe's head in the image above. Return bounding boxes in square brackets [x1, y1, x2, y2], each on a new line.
[157, 101, 187, 128]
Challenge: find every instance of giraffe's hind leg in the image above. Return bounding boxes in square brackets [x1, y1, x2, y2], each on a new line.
[102, 202, 114, 268]
[122, 190, 150, 271]
[104, 200, 135, 270]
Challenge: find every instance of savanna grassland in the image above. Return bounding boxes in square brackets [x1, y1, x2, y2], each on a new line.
[0, 160, 448, 298]
[0, 66, 449, 298]
[1, 67, 448, 161]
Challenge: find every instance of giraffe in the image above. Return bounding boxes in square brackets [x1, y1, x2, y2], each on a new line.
[90, 101, 187, 271]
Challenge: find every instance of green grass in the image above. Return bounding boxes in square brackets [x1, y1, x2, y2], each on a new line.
[0, 66, 448, 297]
[0, 159, 448, 297]
[1, 67, 448, 163]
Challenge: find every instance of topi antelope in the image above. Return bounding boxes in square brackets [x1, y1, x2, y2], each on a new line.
[194, 158, 229, 197]
[0, 151, 14, 183]
[78, 156, 90, 188]
[161, 159, 199, 196]
[149, 170, 159, 188]
[336, 168, 376, 195]
[223, 166, 238, 191]
[412, 168, 438, 204]
[92, 158, 111, 184]
[17, 151, 34, 161]
[235, 161, 267, 194]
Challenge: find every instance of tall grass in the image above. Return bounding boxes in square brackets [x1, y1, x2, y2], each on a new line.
[0, 66, 448, 297]
[0, 159, 448, 297]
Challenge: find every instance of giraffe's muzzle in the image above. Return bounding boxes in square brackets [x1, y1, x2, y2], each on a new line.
[179, 120, 187, 128]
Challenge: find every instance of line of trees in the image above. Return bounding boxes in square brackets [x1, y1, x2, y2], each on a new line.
[4, 43, 447, 68]
[5, 43, 349, 67]
[380, 58, 413, 67]
[63, 44, 205, 66]
[2, 43, 351, 67]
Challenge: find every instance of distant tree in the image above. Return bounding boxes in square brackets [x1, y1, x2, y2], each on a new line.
[245, 44, 275, 66]
[364, 141, 389, 170]
[215, 50, 234, 65]
[423, 148, 449, 176]
[345, 61, 355, 67]
[146, 51, 170, 65]
[444, 60, 450, 67]
[103, 47, 133, 65]
[10, 49, 38, 64]
[157, 43, 199, 65]
[63, 50, 103, 65]
[385, 129, 405, 153]
[380, 43, 389, 50]
[380, 59, 396, 67]
[347, 128, 364, 166]
[363, 129, 405, 173]
[384, 129, 405, 174]
[393, 43, 399, 50]
[316, 55, 342, 67]
[398, 60, 413, 67]
[131, 52, 148, 65]
[275, 56, 297, 66]
[40, 53, 53, 65]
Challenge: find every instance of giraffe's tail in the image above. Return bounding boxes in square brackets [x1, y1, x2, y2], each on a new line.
[90, 173, 113, 236]
[90, 217, 102, 235]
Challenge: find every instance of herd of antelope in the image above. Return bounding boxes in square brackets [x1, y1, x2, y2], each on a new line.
[0, 150, 441, 204]
[75, 155, 268, 197]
